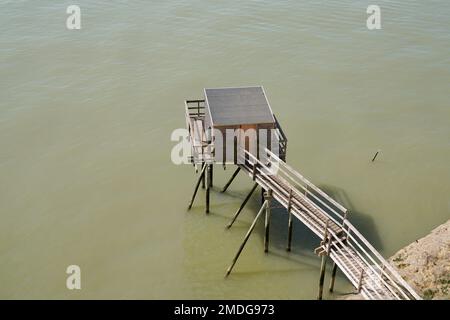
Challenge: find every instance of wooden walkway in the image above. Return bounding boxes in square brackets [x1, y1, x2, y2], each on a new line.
[235, 149, 421, 300]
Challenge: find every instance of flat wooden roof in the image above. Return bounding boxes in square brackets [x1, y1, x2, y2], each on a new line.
[204, 86, 275, 126]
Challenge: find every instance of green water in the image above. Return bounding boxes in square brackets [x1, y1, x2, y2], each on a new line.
[0, 1, 449, 299]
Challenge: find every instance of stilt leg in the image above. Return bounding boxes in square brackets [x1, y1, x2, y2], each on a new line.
[329, 262, 338, 292]
[225, 201, 267, 277]
[188, 164, 207, 210]
[209, 164, 213, 187]
[201, 162, 205, 189]
[227, 183, 258, 228]
[287, 211, 293, 252]
[318, 254, 328, 300]
[221, 167, 240, 193]
[264, 190, 272, 253]
[206, 164, 210, 214]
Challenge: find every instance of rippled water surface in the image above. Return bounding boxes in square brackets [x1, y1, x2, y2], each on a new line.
[1, 1, 449, 299]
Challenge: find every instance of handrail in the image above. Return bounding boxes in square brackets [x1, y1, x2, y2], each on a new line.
[343, 221, 421, 299]
[185, 100, 206, 119]
[274, 164, 346, 223]
[265, 148, 348, 214]
[185, 99, 215, 165]
[185, 99, 206, 103]
[336, 231, 403, 299]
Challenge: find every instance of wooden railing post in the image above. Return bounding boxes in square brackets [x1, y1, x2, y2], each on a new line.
[340, 211, 349, 244]
[264, 189, 272, 253]
[252, 162, 257, 181]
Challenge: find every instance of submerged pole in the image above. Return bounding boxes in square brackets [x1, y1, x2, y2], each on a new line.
[188, 164, 207, 210]
[221, 167, 241, 193]
[264, 189, 272, 253]
[371, 150, 380, 162]
[225, 200, 268, 277]
[227, 183, 258, 229]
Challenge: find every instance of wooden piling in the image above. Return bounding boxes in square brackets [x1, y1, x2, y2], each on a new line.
[264, 189, 272, 253]
[209, 164, 213, 187]
[221, 167, 240, 193]
[318, 221, 331, 300]
[329, 262, 338, 292]
[227, 183, 258, 228]
[225, 201, 267, 277]
[287, 189, 293, 251]
[188, 164, 207, 210]
[206, 164, 210, 214]
[287, 213, 293, 252]
[318, 253, 328, 300]
[201, 162, 205, 189]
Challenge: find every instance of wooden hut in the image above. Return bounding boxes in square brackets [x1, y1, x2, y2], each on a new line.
[185, 86, 287, 165]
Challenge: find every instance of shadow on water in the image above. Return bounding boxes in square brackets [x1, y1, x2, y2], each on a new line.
[229, 183, 383, 262]
[317, 184, 383, 250]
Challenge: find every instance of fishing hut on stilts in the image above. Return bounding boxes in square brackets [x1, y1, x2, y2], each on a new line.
[184, 86, 420, 300]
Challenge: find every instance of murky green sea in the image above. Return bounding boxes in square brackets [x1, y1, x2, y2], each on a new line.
[1, 1, 449, 299]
